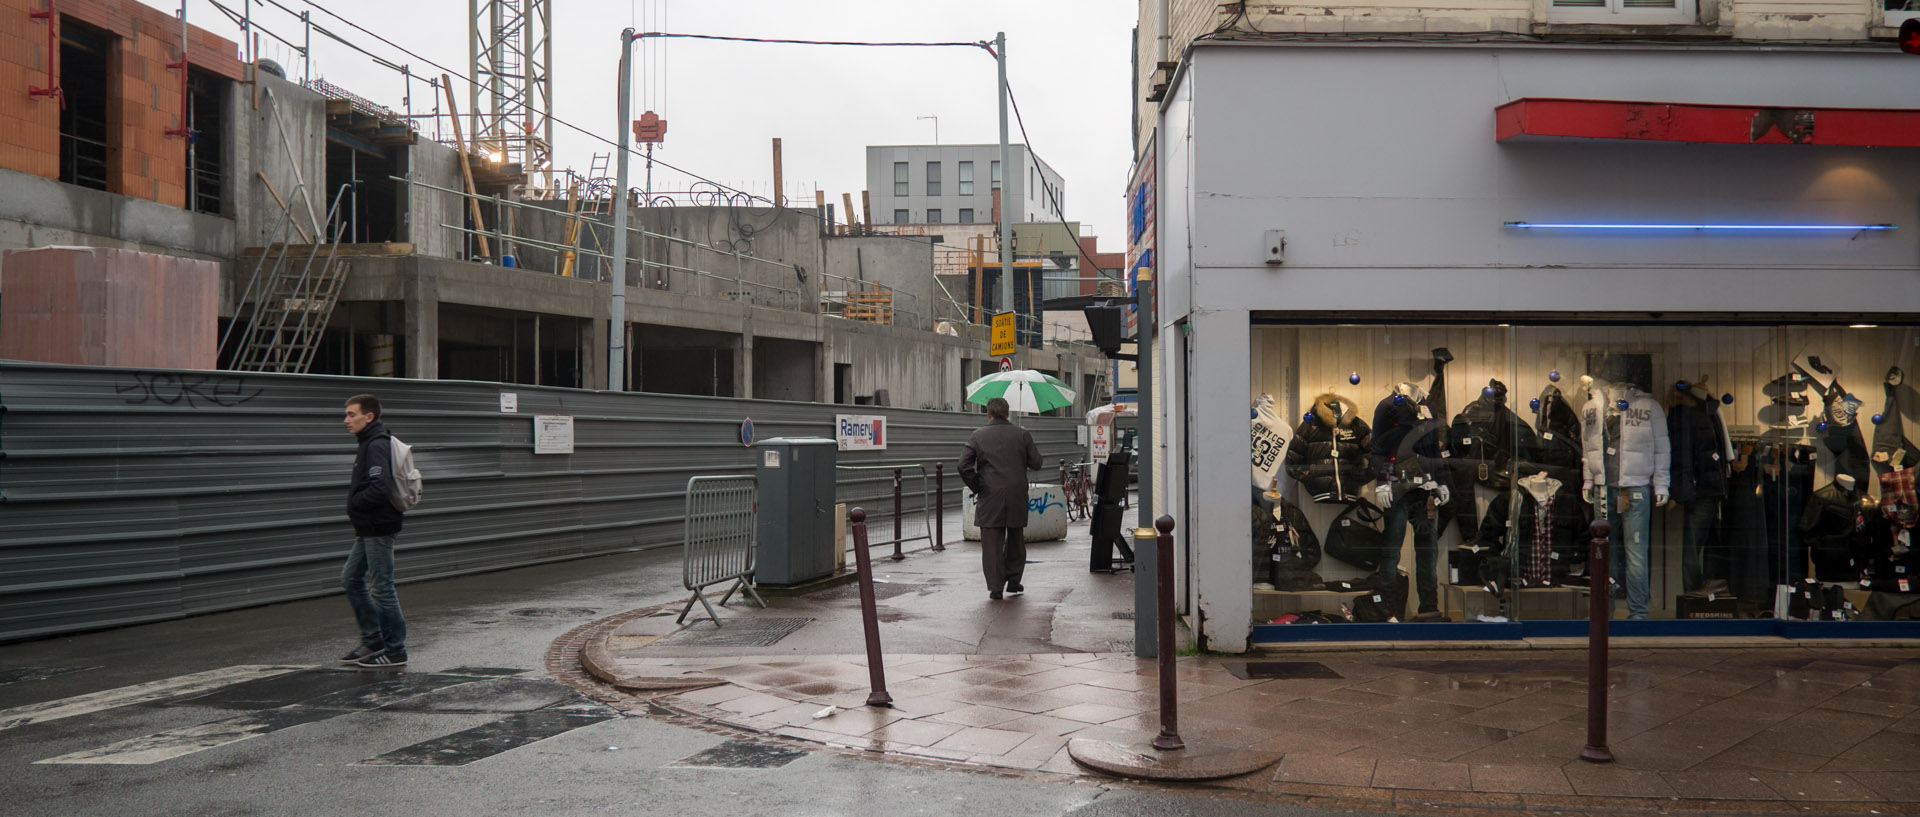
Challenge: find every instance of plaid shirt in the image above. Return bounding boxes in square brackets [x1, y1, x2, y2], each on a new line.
[1882, 467, 1916, 528]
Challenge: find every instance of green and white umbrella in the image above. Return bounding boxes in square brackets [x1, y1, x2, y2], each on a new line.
[965, 370, 1078, 414]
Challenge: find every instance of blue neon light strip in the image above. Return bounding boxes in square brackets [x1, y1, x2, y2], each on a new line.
[1505, 221, 1895, 231]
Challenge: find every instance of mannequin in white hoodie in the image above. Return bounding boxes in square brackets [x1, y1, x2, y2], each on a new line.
[1582, 379, 1671, 620]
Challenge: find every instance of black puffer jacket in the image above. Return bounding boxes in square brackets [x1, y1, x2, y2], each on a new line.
[1476, 479, 1591, 587]
[1668, 396, 1731, 504]
[1370, 389, 1450, 485]
[1449, 380, 1536, 491]
[1285, 392, 1372, 503]
[348, 419, 405, 536]
[1799, 480, 1870, 583]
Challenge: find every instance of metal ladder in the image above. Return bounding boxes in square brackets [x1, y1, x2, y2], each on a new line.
[221, 185, 352, 373]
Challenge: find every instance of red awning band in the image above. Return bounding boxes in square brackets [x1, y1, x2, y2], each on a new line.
[1495, 98, 1920, 148]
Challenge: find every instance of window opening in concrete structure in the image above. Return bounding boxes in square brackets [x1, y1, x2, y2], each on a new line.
[636, 324, 737, 397]
[323, 137, 402, 243]
[894, 209, 908, 225]
[753, 338, 819, 402]
[893, 161, 908, 195]
[186, 68, 230, 215]
[926, 161, 941, 196]
[835, 362, 853, 404]
[960, 208, 973, 224]
[57, 18, 114, 192]
[927, 209, 941, 224]
[959, 161, 974, 195]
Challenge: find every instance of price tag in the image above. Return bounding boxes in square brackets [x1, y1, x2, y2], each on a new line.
[1462, 437, 1473, 445]
[1271, 554, 1283, 562]
[1901, 578, 1911, 593]
[1372, 594, 1384, 602]
[1542, 432, 1554, 441]
[1342, 519, 1352, 527]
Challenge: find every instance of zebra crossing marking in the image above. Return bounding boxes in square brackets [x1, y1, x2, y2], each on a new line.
[0, 665, 304, 732]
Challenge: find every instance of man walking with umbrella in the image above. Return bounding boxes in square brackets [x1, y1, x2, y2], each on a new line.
[960, 397, 1044, 600]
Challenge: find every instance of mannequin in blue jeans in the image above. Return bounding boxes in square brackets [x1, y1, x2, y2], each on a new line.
[1377, 482, 1446, 619]
[1583, 378, 1671, 621]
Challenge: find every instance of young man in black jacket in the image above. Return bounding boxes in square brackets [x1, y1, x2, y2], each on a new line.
[341, 394, 408, 667]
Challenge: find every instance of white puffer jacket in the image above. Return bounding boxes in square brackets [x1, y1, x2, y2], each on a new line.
[1581, 386, 1671, 494]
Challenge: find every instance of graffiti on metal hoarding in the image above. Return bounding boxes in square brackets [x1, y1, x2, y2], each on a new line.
[115, 373, 263, 408]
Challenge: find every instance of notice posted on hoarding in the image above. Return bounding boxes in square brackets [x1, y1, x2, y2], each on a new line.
[534, 415, 574, 455]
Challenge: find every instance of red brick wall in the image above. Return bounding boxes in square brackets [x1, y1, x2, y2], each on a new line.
[0, 0, 241, 205]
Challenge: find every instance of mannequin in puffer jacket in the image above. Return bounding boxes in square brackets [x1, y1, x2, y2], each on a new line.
[1285, 392, 1372, 503]
[1669, 378, 1733, 595]
[1799, 474, 1871, 583]
[1369, 373, 1455, 621]
[1872, 367, 1919, 474]
[1450, 379, 1536, 492]
[1583, 378, 1671, 620]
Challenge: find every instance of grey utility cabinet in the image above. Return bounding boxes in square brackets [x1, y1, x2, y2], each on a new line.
[753, 437, 838, 586]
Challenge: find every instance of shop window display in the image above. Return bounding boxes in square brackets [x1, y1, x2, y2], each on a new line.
[1248, 324, 1920, 629]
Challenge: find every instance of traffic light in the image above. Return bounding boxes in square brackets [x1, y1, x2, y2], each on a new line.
[1903, 18, 1920, 55]
[1082, 301, 1129, 359]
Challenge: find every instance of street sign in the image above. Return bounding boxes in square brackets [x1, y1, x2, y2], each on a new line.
[990, 311, 1016, 357]
[1000, 356, 1012, 371]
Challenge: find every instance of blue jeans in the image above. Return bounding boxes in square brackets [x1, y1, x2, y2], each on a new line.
[1605, 486, 1652, 620]
[1378, 488, 1439, 613]
[342, 534, 406, 653]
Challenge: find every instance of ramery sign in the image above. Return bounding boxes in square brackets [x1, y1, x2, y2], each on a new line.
[835, 414, 887, 451]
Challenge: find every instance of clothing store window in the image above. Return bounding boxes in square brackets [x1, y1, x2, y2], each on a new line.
[1248, 323, 1919, 629]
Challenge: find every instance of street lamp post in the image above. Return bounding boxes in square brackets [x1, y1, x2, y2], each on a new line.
[916, 115, 939, 144]
[608, 28, 636, 391]
[994, 32, 1014, 362]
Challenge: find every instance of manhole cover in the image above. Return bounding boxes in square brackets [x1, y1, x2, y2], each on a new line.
[656, 617, 813, 648]
[1224, 661, 1343, 680]
[807, 583, 926, 601]
[509, 607, 599, 618]
[668, 740, 807, 769]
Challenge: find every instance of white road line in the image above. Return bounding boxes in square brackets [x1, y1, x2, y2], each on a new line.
[34, 708, 329, 765]
[0, 665, 306, 732]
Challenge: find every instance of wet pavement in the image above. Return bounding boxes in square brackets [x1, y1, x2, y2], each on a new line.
[584, 501, 1920, 812]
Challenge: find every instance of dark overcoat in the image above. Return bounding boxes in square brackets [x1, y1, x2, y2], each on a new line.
[959, 418, 1043, 528]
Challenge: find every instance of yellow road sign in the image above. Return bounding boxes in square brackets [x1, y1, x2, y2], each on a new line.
[990, 312, 1016, 357]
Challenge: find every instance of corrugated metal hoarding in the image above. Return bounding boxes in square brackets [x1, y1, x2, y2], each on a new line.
[0, 362, 1080, 642]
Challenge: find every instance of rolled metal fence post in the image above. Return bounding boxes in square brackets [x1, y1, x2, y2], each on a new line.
[1583, 518, 1613, 764]
[1152, 514, 1184, 751]
[890, 468, 905, 561]
[933, 463, 946, 551]
[849, 508, 893, 707]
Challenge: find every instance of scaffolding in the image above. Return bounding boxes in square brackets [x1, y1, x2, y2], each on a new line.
[469, 0, 553, 195]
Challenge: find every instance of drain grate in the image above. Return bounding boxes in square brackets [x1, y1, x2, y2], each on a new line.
[1110, 611, 1134, 620]
[669, 740, 808, 769]
[510, 607, 599, 618]
[1224, 661, 1344, 680]
[656, 617, 814, 648]
[807, 583, 927, 601]
[1107, 640, 1134, 653]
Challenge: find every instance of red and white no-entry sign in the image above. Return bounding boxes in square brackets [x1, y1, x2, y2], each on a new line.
[999, 357, 1013, 371]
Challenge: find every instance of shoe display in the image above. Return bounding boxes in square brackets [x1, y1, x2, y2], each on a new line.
[340, 643, 384, 663]
[355, 651, 407, 668]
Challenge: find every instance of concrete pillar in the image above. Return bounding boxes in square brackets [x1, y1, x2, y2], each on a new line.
[402, 265, 438, 379]
[733, 333, 754, 399]
[584, 316, 609, 392]
[1186, 306, 1252, 653]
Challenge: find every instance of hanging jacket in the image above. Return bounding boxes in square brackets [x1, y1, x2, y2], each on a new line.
[1798, 480, 1871, 583]
[1582, 385, 1671, 494]
[1251, 398, 1296, 495]
[1872, 367, 1919, 473]
[1524, 384, 1584, 488]
[1285, 392, 1372, 503]
[1449, 379, 1536, 491]
[1253, 488, 1321, 569]
[1668, 396, 1732, 505]
[1820, 385, 1871, 487]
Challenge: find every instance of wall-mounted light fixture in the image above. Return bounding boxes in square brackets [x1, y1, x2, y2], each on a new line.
[1504, 222, 1895, 231]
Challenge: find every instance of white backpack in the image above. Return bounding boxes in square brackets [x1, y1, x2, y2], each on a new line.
[388, 436, 424, 511]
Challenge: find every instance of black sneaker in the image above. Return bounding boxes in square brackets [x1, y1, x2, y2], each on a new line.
[1005, 583, 1025, 595]
[340, 643, 384, 663]
[355, 651, 407, 668]
[989, 591, 1003, 600]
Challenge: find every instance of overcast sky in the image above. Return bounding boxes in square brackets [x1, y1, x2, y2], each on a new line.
[143, 0, 1139, 246]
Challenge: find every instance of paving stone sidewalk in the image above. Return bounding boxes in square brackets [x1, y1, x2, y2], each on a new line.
[586, 503, 1920, 811]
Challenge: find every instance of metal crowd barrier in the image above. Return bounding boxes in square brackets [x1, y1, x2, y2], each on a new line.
[835, 463, 937, 560]
[678, 475, 766, 626]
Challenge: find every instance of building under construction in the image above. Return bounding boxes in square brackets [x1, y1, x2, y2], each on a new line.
[0, 0, 1109, 412]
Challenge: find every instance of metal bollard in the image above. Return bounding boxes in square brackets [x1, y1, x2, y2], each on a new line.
[1582, 518, 1613, 763]
[933, 463, 946, 551]
[849, 508, 894, 707]
[1152, 514, 1184, 751]
[890, 468, 905, 561]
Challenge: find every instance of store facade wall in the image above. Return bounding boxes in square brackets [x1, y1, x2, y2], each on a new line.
[1160, 42, 1920, 652]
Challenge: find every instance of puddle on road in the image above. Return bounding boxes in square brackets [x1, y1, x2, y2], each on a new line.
[668, 740, 808, 769]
